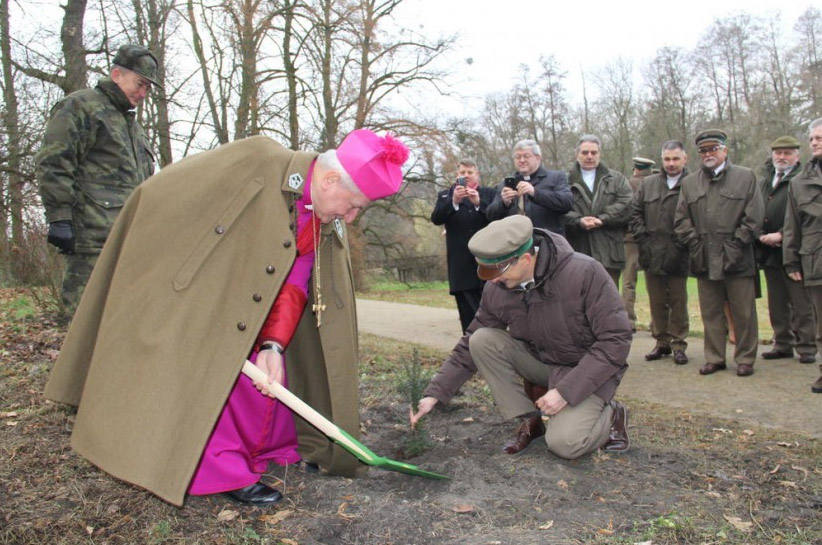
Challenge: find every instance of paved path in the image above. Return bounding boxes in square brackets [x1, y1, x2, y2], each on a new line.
[357, 299, 822, 438]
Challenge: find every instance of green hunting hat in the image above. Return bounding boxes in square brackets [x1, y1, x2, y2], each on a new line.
[113, 44, 162, 88]
[468, 215, 534, 281]
[632, 157, 656, 170]
[770, 135, 801, 150]
[695, 129, 727, 146]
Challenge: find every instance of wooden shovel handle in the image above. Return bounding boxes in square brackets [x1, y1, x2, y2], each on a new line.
[241, 360, 371, 460]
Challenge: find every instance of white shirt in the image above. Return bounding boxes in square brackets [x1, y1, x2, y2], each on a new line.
[666, 174, 682, 189]
[581, 169, 596, 193]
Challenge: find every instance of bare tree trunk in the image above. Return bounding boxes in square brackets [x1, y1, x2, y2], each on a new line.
[61, 0, 89, 94]
[0, 0, 23, 259]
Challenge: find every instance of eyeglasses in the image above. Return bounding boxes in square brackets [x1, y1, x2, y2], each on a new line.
[513, 154, 535, 161]
[698, 145, 724, 155]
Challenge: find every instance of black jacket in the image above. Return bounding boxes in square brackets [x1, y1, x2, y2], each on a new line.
[431, 184, 496, 293]
[486, 165, 573, 235]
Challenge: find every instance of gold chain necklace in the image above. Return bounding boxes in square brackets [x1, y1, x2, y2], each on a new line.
[310, 210, 326, 327]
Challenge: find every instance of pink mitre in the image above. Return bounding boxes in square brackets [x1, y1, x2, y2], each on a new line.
[337, 129, 410, 200]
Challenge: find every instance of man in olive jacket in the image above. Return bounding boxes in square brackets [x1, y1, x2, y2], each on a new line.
[756, 136, 816, 364]
[565, 134, 633, 285]
[629, 141, 690, 365]
[36, 44, 160, 315]
[410, 215, 631, 459]
[44, 131, 408, 506]
[674, 129, 764, 377]
[784, 117, 822, 393]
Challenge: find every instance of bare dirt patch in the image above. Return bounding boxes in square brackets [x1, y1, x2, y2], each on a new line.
[1, 290, 820, 544]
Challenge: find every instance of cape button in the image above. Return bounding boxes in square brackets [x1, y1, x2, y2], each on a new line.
[266, 265, 275, 274]
[237, 322, 247, 331]
[283, 239, 292, 248]
[253, 293, 262, 302]
[215, 225, 226, 235]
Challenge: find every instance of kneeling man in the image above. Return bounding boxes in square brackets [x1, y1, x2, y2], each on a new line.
[411, 215, 631, 459]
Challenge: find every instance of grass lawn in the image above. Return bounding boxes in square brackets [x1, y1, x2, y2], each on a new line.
[359, 272, 776, 340]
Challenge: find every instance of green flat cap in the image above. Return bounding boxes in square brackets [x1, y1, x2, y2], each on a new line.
[113, 44, 162, 88]
[632, 157, 656, 170]
[695, 129, 727, 146]
[468, 215, 533, 281]
[770, 135, 801, 149]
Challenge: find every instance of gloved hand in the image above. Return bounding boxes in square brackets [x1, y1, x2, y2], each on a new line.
[47, 220, 75, 254]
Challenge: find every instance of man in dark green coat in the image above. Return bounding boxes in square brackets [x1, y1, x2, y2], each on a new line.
[629, 141, 690, 365]
[565, 134, 633, 286]
[784, 117, 822, 393]
[674, 129, 763, 377]
[756, 136, 816, 364]
[36, 44, 160, 316]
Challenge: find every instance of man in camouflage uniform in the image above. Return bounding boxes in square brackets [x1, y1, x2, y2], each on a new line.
[36, 44, 160, 316]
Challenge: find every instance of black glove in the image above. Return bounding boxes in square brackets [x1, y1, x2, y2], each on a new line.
[47, 220, 75, 255]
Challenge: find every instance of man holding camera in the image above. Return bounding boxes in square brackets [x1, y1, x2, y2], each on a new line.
[431, 160, 496, 333]
[486, 139, 573, 235]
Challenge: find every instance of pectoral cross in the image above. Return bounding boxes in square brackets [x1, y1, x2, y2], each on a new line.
[312, 296, 327, 327]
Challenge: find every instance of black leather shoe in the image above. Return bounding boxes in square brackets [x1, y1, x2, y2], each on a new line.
[761, 349, 793, 360]
[799, 354, 816, 364]
[602, 401, 629, 453]
[736, 364, 754, 377]
[699, 362, 727, 375]
[224, 482, 284, 505]
[812, 375, 822, 393]
[645, 346, 672, 361]
[673, 350, 688, 365]
[502, 414, 545, 454]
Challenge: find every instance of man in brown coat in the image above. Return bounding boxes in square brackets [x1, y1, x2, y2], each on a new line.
[44, 130, 408, 506]
[410, 215, 631, 459]
[674, 129, 763, 377]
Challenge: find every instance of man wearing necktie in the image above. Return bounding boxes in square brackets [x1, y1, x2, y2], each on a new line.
[756, 136, 816, 364]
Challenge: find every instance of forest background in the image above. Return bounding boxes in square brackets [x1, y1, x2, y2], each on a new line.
[1, 0, 821, 296]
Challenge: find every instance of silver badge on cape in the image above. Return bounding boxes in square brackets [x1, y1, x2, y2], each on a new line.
[288, 173, 303, 190]
[333, 219, 345, 238]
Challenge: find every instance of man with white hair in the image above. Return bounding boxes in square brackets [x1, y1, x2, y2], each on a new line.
[45, 129, 409, 506]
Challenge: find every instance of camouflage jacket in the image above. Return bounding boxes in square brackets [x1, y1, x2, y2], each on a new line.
[36, 78, 155, 254]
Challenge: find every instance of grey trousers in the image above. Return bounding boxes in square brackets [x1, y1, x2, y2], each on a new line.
[697, 276, 758, 365]
[645, 272, 689, 351]
[763, 267, 817, 356]
[469, 327, 613, 460]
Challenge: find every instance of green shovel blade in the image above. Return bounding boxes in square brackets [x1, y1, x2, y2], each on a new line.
[333, 427, 450, 480]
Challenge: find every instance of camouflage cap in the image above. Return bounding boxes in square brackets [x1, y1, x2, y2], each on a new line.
[113, 44, 162, 88]
[632, 157, 656, 170]
[770, 135, 801, 150]
[468, 215, 534, 281]
[695, 129, 727, 146]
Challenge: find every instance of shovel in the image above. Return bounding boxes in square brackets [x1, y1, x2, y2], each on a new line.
[242, 360, 449, 480]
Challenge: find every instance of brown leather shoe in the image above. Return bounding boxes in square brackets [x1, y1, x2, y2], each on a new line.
[699, 362, 727, 375]
[812, 375, 822, 393]
[799, 354, 817, 364]
[673, 350, 688, 365]
[602, 401, 629, 453]
[644, 346, 672, 361]
[736, 364, 754, 377]
[502, 414, 545, 454]
[761, 349, 793, 360]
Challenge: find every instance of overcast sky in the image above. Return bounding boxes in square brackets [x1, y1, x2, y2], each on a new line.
[393, 0, 813, 116]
